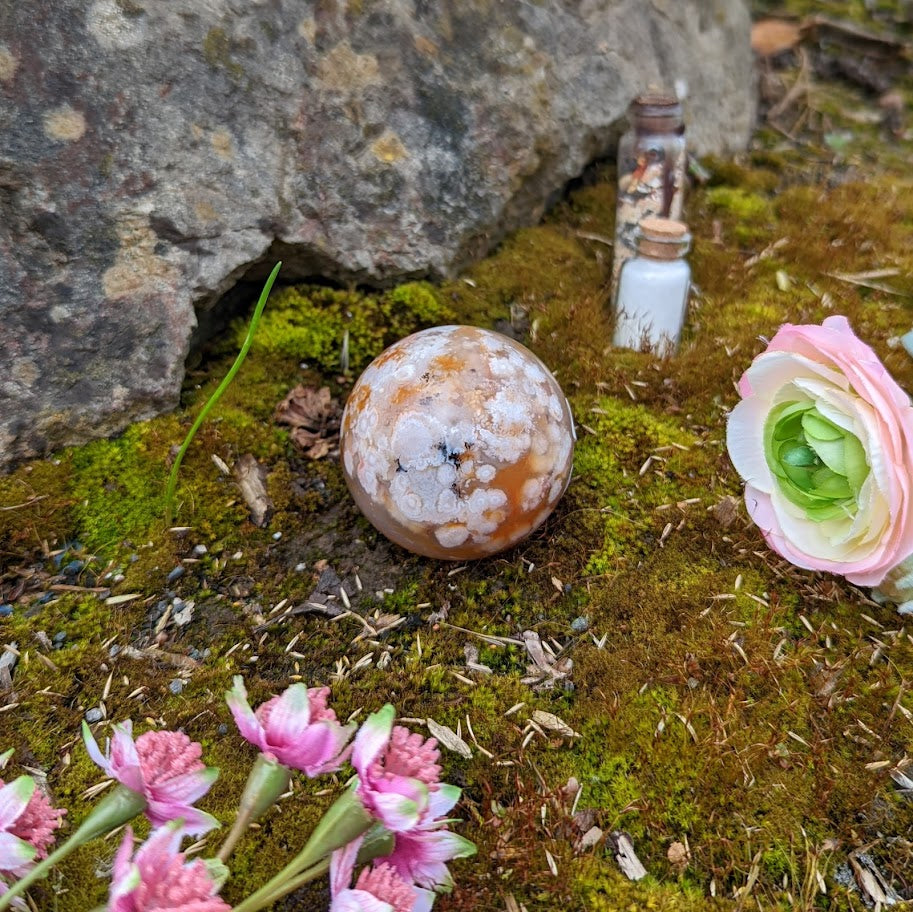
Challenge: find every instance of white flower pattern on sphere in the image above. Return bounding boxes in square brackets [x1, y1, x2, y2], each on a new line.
[340, 326, 575, 559]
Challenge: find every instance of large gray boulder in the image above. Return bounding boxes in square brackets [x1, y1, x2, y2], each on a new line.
[0, 0, 754, 467]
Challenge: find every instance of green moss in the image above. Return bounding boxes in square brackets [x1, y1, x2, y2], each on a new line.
[573, 862, 730, 911]
[233, 281, 453, 374]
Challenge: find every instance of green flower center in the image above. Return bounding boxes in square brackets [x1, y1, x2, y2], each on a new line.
[763, 402, 869, 522]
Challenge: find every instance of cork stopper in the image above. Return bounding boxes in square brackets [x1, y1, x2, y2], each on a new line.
[635, 217, 691, 260]
[630, 93, 684, 135]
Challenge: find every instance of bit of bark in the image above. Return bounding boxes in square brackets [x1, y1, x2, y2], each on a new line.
[0, 644, 17, 695]
[610, 831, 647, 881]
[848, 851, 900, 907]
[234, 454, 273, 527]
[711, 495, 741, 529]
[520, 629, 572, 690]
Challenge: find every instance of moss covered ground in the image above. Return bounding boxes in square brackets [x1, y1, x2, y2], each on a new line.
[3, 6, 913, 910]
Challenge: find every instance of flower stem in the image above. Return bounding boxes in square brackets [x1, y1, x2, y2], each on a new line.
[164, 261, 282, 525]
[230, 786, 371, 912]
[231, 858, 329, 912]
[217, 754, 291, 863]
[0, 786, 146, 910]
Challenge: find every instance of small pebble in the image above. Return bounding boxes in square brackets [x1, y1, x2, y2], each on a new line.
[109, 644, 121, 658]
[217, 723, 229, 736]
[129, 553, 139, 563]
[53, 631, 67, 645]
[84, 708, 103, 723]
[0, 605, 12, 618]
[192, 544, 208, 557]
[294, 562, 307, 572]
[168, 679, 184, 695]
[570, 616, 589, 633]
[166, 566, 185, 583]
[272, 531, 282, 541]
[112, 573, 125, 583]
[63, 559, 85, 576]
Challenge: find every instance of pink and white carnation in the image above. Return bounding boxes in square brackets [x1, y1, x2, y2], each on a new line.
[330, 837, 433, 912]
[352, 706, 439, 833]
[726, 315, 913, 587]
[108, 823, 229, 912]
[83, 721, 219, 835]
[385, 785, 476, 892]
[0, 778, 40, 881]
[0, 774, 65, 863]
[226, 676, 354, 776]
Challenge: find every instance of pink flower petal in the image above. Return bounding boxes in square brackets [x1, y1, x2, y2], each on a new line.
[353, 706, 394, 773]
[0, 778, 33, 832]
[0, 831, 36, 873]
[426, 783, 461, 820]
[330, 836, 364, 898]
[332, 889, 394, 912]
[370, 791, 423, 832]
[154, 766, 219, 806]
[145, 800, 219, 835]
[226, 677, 266, 748]
[283, 722, 351, 775]
[263, 684, 313, 747]
[112, 827, 135, 884]
[81, 722, 110, 777]
[110, 723, 145, 794]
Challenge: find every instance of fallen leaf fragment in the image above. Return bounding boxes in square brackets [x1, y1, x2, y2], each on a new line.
[234, 454, 273, 527]
[426, 718, 473, 759]
[531, 709, 579, 738]
[577, 826, 603, 852]
[105, 593, 142, 606]
[275, 385, 341, 460]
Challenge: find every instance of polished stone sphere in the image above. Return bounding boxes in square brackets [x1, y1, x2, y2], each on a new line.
[340, 325, 575, 560]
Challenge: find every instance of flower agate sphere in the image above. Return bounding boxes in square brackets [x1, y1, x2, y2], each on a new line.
[340, 326, 575, 559]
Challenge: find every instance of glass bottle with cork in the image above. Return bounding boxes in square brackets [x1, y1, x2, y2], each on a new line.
[612, 93, 687, 296]
[613, 216, 691, 357]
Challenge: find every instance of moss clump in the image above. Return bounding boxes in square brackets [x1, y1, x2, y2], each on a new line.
[69, 422, 171, 552]
[234, 281, 453, 374]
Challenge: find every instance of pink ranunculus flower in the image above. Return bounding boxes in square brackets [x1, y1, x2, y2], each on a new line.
[225, 676, 354, 776]
[352, 705, 439, 833]
[82, 721, 219, 835]
[330, 837, 433, 912]
[727, 315, 913, 586]
[385, 785, 476, 892]
[108, 822, 229, 912]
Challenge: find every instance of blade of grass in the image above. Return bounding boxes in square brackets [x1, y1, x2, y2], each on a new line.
[164, 261, 282, 525]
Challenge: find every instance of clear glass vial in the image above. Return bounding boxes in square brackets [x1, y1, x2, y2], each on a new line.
[613, 217, 691, 357]
[613, 93, 687, 295]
